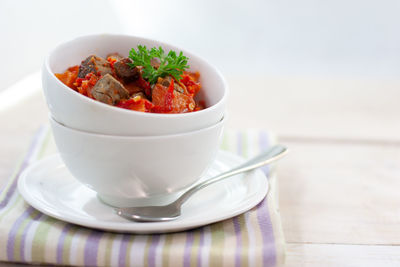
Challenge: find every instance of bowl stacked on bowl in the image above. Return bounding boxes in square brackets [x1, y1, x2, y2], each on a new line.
[42, 34, 228, 207]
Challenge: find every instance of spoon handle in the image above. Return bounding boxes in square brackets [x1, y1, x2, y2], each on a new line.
[174, 145, 288, 207]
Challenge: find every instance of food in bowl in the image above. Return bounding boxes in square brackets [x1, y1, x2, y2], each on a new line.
[55, 45, 205, 114]
[43, 34, 227, 136]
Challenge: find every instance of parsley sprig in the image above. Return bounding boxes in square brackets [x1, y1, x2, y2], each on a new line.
[128, 45, 189, 84]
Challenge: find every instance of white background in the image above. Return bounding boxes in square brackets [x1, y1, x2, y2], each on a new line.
[1, 0, 399, 92]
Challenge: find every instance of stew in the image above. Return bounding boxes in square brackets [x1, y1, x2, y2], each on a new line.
[55, 46, 204, 113]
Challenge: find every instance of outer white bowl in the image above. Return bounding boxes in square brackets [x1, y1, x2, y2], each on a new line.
[43, 34, 228, 136]
[49, 115, 225, 207]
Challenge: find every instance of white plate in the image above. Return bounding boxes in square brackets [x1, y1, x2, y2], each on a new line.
[18, 151, 269, 234]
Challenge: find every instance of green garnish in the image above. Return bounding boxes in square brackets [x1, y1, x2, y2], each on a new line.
[128, 45, 189, 84]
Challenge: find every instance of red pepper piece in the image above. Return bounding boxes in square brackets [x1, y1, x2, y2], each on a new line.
[181, 74, 200, 95]
[107, 57, 117, 69]
[117, 97, 154, 112]
[137, 75, 152, 98]
[164, 78, 175, 112]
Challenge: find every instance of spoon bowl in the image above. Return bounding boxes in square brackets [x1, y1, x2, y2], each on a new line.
[117, 204, 181, 222]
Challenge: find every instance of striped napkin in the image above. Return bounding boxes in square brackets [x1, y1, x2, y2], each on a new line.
[0, 127, 285, 266]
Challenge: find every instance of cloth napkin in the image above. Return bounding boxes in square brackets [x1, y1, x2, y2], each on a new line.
[0, 127, 286, 267]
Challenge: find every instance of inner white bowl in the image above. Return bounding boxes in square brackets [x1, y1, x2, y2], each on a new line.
[43, 34, 228, 136]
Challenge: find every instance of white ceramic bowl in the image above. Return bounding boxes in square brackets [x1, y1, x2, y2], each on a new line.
[49, 115, 225, 207]
[43, 34, 228, 136]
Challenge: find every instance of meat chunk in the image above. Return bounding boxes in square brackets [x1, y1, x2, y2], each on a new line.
[106, 52, 124, 61]
[78, 55, 112, 78]
[152, 83, 195, 113]
[157, 76, 185, 94]
[91, 74, 129, 105]
[124, 82, 144, 95]
[114, 58, 139, 83]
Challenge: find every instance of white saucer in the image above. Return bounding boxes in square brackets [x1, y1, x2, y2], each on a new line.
[18, 151, 269, 234]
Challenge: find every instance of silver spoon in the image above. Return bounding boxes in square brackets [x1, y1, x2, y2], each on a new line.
[115, 145, 288, 222]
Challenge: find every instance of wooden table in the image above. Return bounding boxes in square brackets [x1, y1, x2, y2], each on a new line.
[1, 73, 400, 266]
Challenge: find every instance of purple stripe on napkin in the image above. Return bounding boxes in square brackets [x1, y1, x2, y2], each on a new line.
[257, 199, 276, 266]
[56, 224, 72, 264]
[197, 228, 205, 267]
[6, 206, 35, 261]
[258, 131, 276, 266]
[19, 212, 43, 262]
[84, 230, 104, 266]
[232, 217, 243, 267]
[183, 231, 195, 267]
[118, 234, 131, 267]
[234, 132, 244, 267]
[148, 235, 161, 267]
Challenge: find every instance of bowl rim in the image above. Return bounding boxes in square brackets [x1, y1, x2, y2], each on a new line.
[44, 33, 228, 118]
[49, 114, 225, 140]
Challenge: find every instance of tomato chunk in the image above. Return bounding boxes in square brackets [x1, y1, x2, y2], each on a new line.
[55, 66, 79, 89]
